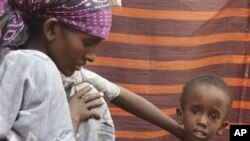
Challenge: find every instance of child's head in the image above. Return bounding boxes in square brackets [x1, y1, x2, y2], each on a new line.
[0, 0, 113, 76]
[176, 74, 232, 141]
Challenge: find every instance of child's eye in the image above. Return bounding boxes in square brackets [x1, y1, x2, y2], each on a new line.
[209, 113, 219, 121]
[191, 107, 200, 115]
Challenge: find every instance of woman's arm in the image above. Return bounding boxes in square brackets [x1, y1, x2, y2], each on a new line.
[0, 52, 23, 139]
[111, 86, 184, 139]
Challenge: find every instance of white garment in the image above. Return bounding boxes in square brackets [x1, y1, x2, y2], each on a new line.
[62, 68, 120, 141]
[0, 50, 75, 141]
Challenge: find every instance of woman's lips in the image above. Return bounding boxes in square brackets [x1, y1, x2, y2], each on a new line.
[75, 63, 86, 71]
[75, 65, 82, 71]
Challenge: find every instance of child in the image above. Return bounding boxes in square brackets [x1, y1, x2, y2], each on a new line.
[176, 74, 233, 141]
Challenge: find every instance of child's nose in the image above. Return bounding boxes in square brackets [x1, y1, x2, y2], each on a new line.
[197, 115, 208, 127]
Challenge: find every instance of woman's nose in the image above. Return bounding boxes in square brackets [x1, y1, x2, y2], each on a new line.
[85, 53, 96, 62]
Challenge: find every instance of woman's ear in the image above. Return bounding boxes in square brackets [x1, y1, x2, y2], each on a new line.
[217, 121, 229, 135]
[43, 18, 58, 41]
[176, 107, 184, 125]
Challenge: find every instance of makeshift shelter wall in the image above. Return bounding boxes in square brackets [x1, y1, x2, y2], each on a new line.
[86, 0, 250, 140]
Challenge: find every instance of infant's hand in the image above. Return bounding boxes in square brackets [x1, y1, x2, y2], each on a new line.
[68, 85, 104, 122]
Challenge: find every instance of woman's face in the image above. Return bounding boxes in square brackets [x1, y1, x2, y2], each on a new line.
[48, 24, 102, 76]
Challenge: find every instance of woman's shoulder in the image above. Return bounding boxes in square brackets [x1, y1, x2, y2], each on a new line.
[6, 49, 50, 61]
[2, 49, 58, 74]
[3, 49, 55, 67]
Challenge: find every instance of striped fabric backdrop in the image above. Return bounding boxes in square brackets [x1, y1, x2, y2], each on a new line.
[85, 0, 250, 140]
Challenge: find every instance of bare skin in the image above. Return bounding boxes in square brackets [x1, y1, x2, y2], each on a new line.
[176, 84, 230, 141]
[68, 85, 104, 133]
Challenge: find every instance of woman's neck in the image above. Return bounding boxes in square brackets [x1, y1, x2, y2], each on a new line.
[26, 37, 48, 54]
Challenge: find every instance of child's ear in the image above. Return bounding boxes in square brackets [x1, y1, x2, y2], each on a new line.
[43, 18, 58, 41]
[176, 107, 184, 125]
[217, 121, 229, 135]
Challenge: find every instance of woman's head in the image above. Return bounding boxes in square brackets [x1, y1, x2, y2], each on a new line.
[1, 0, 112, 47]
[42, 19, 103, 76]
[0, 0, 113, 76]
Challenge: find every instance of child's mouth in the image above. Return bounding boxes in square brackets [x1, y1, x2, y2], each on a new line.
[193, 129, 207, 139]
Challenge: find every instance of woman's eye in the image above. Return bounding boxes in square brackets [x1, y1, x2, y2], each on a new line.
[83, 40, 94, 47]
[210, 113, 219, 121]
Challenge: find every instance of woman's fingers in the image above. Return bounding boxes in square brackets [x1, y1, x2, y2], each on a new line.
[85, 96, 104, 109]
[89, 111, 101, 120]
[82, 92, 104, 103]
[75, 84, 93, 98]
[68, 85, 105, 121]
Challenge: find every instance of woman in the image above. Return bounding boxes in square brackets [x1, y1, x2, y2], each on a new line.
[0, 0, 183, 140]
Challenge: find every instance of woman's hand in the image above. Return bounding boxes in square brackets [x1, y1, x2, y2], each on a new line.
[68, 85, 104, 133]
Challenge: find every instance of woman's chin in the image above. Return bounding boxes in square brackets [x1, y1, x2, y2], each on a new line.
[61, 70, 75, 77]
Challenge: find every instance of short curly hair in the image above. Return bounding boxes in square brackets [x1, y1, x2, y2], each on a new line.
[179, 74, 233, 120]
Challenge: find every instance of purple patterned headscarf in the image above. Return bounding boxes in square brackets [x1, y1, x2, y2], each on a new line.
[0, 0, 112, 48]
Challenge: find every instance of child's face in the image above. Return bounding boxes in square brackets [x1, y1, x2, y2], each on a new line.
[48, 24, 102, 76]
[177, 84, 230, 141]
